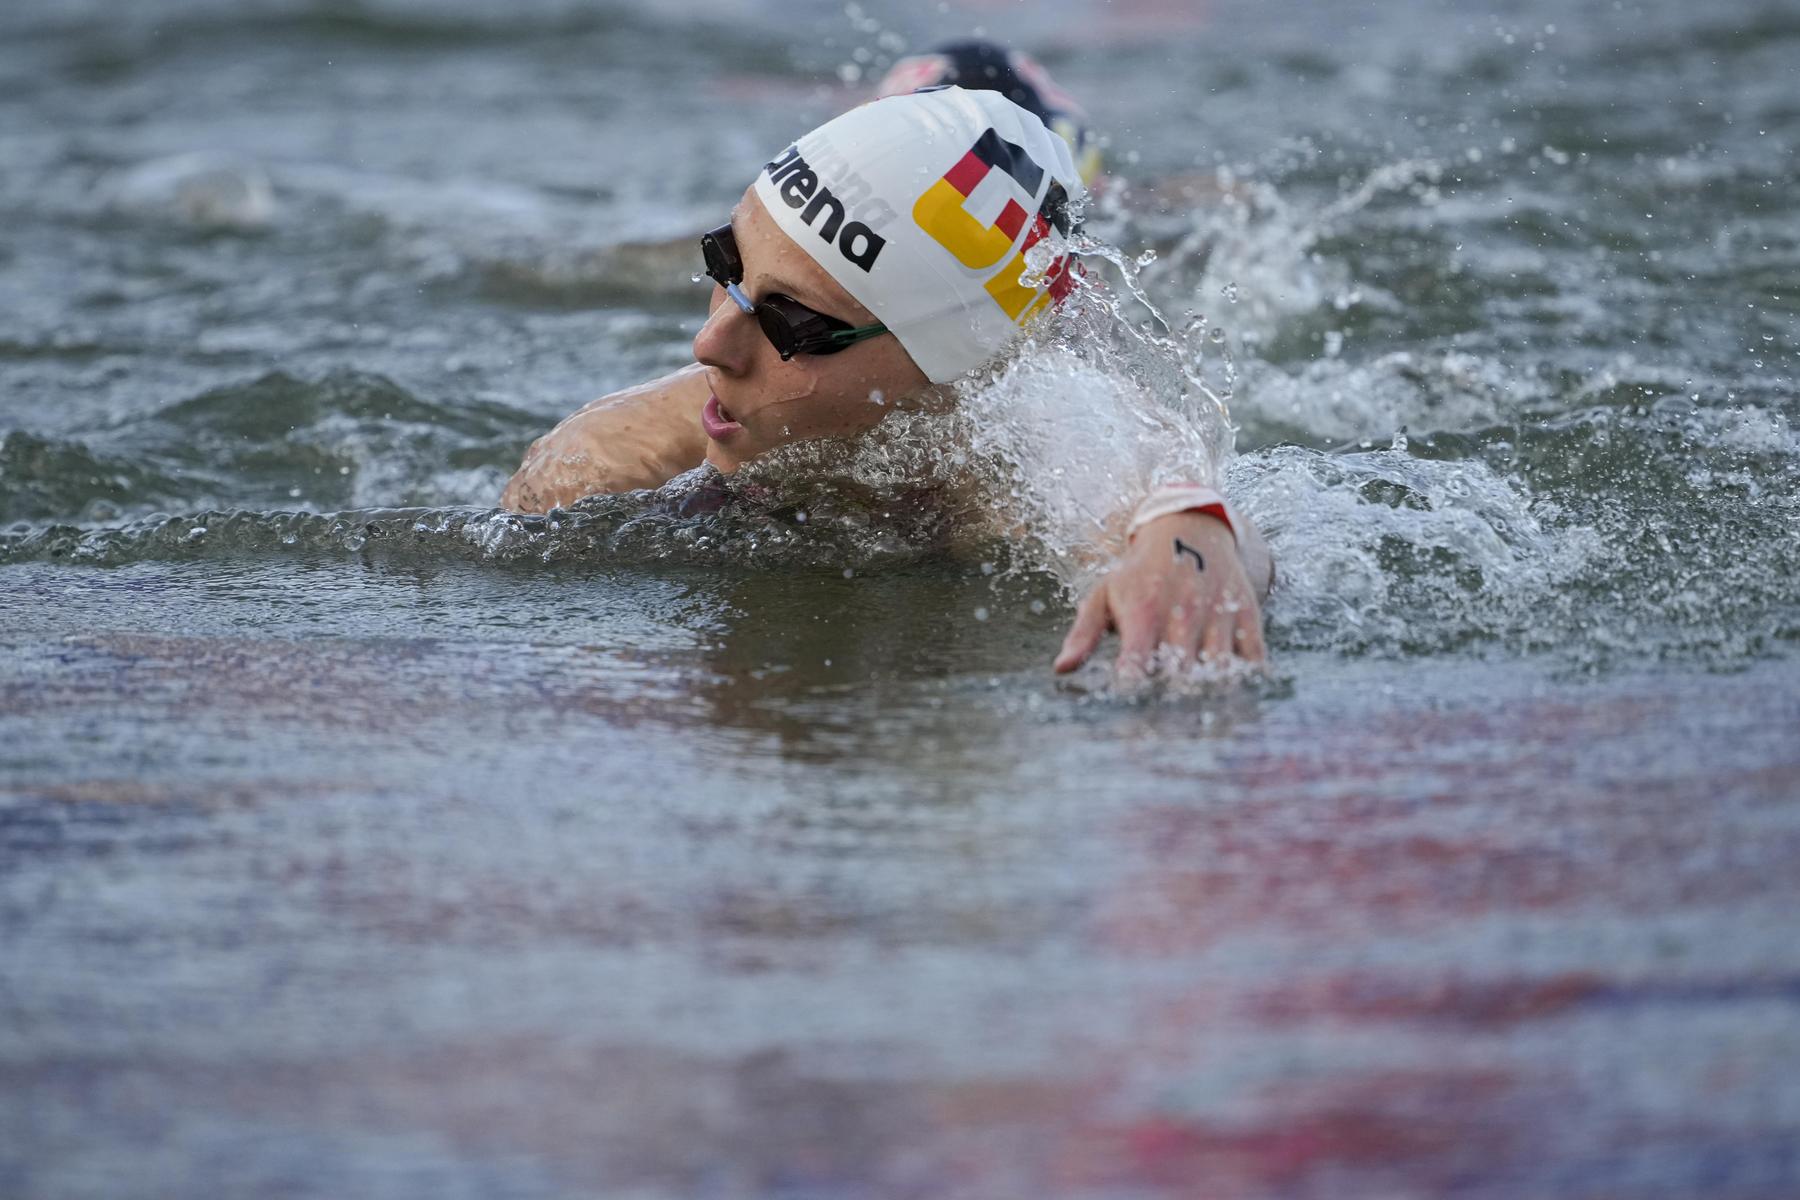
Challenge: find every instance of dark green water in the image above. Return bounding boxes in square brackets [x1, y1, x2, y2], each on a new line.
[3, 1, 1798, 1197]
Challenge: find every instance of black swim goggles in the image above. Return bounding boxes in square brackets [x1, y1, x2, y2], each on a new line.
[700, 223, 889, 360]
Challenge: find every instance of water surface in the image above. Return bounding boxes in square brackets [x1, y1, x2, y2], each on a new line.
[3, 0, 1798, 1196]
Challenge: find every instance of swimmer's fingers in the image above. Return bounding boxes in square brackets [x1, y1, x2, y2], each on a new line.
[1200, 611, 1234, 665]
[1114, 597, 1164, 679]
[1053, 585, 1113, 674]
[1164, 600, 1206, 669]
[1234, 604, 1268, 663]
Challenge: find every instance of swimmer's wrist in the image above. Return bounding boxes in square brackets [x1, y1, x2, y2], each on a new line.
[1127, 484, 1239, 546]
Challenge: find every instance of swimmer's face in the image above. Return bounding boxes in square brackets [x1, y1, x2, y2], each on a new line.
[692, 187, 930, 473]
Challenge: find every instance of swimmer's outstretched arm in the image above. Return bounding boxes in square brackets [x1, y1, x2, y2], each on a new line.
[500, 365, 711, 513]
[1053, 503, 1274, 676]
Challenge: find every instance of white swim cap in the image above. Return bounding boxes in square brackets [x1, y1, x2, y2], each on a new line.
[751, 86, 1085, 384]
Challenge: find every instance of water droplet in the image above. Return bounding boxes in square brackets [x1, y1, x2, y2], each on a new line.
[973, 607, 990, 622]
[1221, 281, 1239, 304]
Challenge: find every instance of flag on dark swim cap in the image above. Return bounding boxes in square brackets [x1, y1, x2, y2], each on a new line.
[876, 40, 1104, 187]
[752, 86, 1085, 384]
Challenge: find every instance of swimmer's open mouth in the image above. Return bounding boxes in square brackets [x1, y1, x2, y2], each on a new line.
[702, 393, 743, 440]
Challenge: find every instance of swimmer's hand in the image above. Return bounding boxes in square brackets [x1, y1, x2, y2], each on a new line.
[1053, 512, 1267, 678]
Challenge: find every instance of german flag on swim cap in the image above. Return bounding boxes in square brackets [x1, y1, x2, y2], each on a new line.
[876, 40, 1104, 188]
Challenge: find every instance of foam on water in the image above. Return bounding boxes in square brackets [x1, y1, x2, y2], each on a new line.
[1238, 350, 1544, 445]
[100, 152, 279, 232]
[1233, 439, 1585, 657]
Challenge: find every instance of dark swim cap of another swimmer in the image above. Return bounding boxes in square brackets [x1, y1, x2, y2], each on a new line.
[876, 39, 1103, 187]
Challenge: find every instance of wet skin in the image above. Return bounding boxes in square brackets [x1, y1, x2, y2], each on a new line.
[501, 187, 1272, 673]
[497, 187, 933, 509]
[692, 189, 935, 473]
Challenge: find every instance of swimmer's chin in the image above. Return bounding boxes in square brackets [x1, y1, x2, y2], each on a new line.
[703, 435, 773, 475]
[704, 443, 744, 474]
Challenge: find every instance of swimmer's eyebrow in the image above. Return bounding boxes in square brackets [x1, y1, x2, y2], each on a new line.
[727, 210, 847, 317]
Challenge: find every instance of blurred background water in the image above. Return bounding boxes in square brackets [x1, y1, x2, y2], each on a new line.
[3, 1, 1798, 1197]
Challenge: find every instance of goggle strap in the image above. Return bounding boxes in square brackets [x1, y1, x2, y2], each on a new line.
[820, 323, 888, 346]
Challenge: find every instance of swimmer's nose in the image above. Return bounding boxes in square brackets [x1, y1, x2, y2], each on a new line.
[693, 287, 757, 377]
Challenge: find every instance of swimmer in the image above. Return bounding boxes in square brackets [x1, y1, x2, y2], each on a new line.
[502, 82, 1273, 677]
[872, 40, 1106, 189]
[872, 42, 1252, 240]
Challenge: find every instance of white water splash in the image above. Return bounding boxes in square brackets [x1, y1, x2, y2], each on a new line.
[1230, 441, 1593, 655]
[1238, 350, 1546, 444]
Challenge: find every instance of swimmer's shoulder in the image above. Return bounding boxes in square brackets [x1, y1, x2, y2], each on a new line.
[502, 366, 709, 511]
[560, 364, 710, 484]
[579, 361, 705, 413]
[576, 362, 709, 423]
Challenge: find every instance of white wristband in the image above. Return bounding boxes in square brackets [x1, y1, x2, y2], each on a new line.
[1126, 483, 1239, 545]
